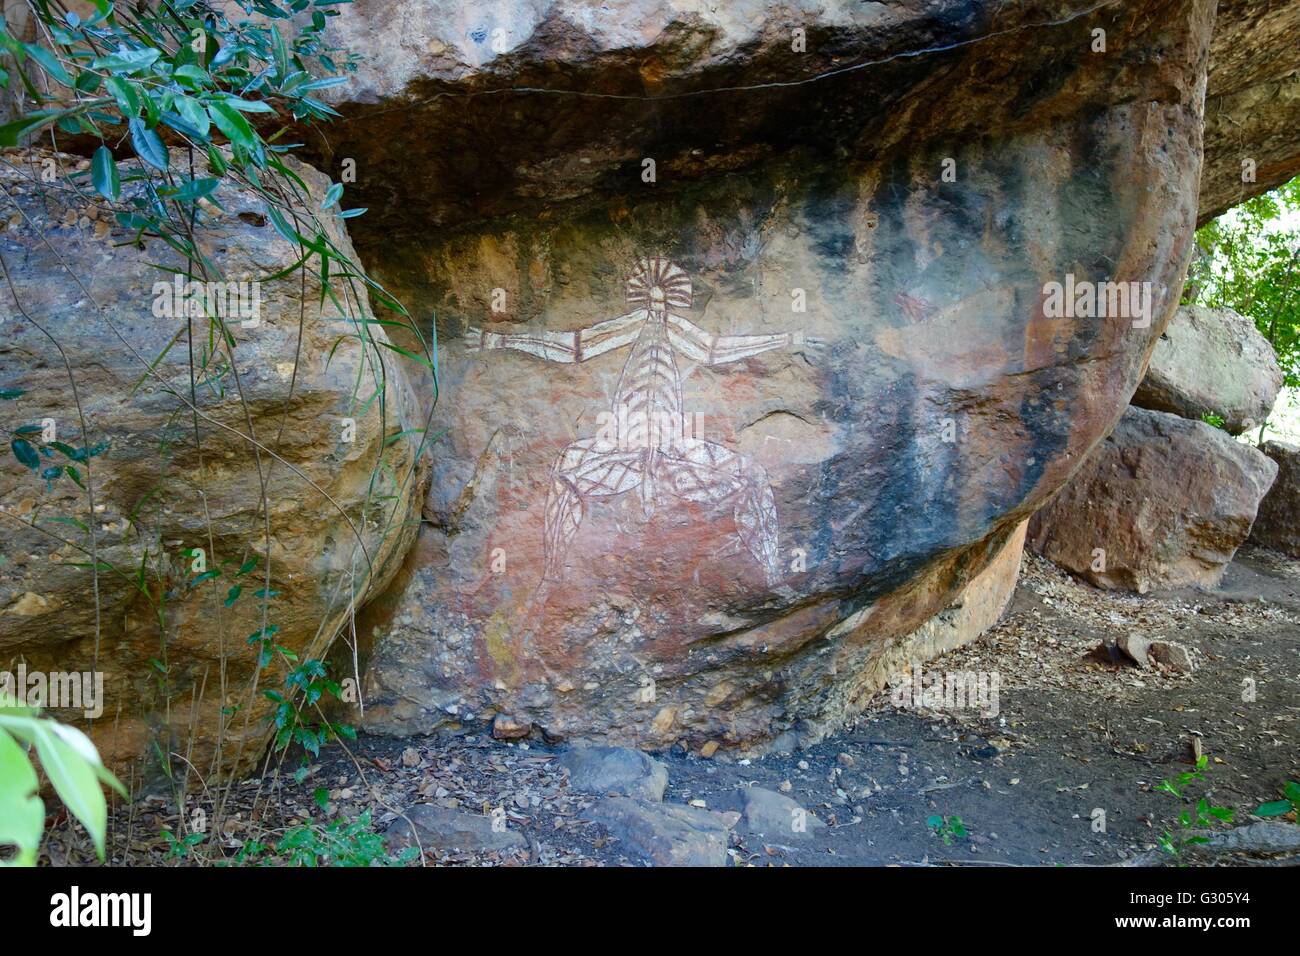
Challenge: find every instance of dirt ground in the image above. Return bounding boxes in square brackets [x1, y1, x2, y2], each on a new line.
[50, 547, 1300, 867]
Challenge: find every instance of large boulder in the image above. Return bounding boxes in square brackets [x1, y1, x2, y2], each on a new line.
[299, 0, 1300, 237]
[347, 1, 1213, 751]
[1028, 407, 1277, 592]
[0, 149, 427, 776]
[1131, 304, 1282, 434]
[1250, 440, 1300, 556]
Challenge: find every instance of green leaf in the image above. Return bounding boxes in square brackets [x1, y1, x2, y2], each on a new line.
[23, 43, 71, 86]
[298, 76, 349, 92]
[271, 25, 290, 80]
[11, 438, 39, 470]
[173, 94, 210, 138]
[1256, 800, 1292, 817]
[173, 64, 209, 88]
[91, 145, 120, 201]
[220, 97, 276, 115]
[159, 110, 207, 143]
[29, 723, 108, 858]
[128, 117, 168, 171]
[104, 75, 140, 116]
[91, 46, 160, 75]
[0, 110, 64, 147]
[167, 177, 219, 204]
[208, 101, 255, 150]
[1284, 781, 1300, 804]
[0, 726, 43, 867]
[205, 144, 228, 176]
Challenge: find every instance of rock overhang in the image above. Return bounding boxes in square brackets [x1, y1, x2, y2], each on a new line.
[301, 0, 1212, 243]
[339, 0, 1217, 748]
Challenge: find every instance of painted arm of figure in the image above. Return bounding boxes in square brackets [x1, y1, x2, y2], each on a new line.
[665, 312, 823, 365]
[464, 310, 644, 363]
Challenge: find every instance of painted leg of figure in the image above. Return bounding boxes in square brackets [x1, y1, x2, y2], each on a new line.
[542, 438, 645, 582]
[543, 476, 583, 582]
[733, 474, 780, 586]
[657, 439, 781, 586]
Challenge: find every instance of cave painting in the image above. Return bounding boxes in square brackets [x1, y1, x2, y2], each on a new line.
[466, 256, 818, 586]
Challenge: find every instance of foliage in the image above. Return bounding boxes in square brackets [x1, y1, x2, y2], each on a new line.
[1152, 753, 1234, 858]
[0, 0, 435, 813]
[233, 810, 417, 866]
[160, 825, 206, 859]
[264, 655, 357, 783]
[925, 813, 967, 846]
[0, 690, 125, 866]
[1255, 780, 1300, 821]
[1186, 176, 1300, 389]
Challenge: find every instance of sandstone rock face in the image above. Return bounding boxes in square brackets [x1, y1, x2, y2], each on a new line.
[1131, 304, 1283, 434]
[1251, 441, 1300, 557]
[349, 2, 1213, 752]
[854, 521, 1026, 703]
[294, 0, 1295, 231]
[1199, 0, 1300, 223]
[1028, 407, 1277, 592]
[0, 149, 426, 775]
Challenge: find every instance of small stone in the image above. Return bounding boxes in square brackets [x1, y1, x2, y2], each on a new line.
[1151, 640, 1195, 673]
[588, 797, 735, 867]
[559, 745, 669, 802]
[699, 741, 719, 758]
[1117, 632, 1153, 668]
[385, 804, 525, 854]
[401, 746, 421, 767]
[491, 713, 531, 740]
[651, 707, 676, 735]
[712, 786, 826, 839]
[836, 752, 854, 767]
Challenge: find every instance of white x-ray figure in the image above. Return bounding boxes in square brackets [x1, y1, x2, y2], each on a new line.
[466, 256, 820, 586]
